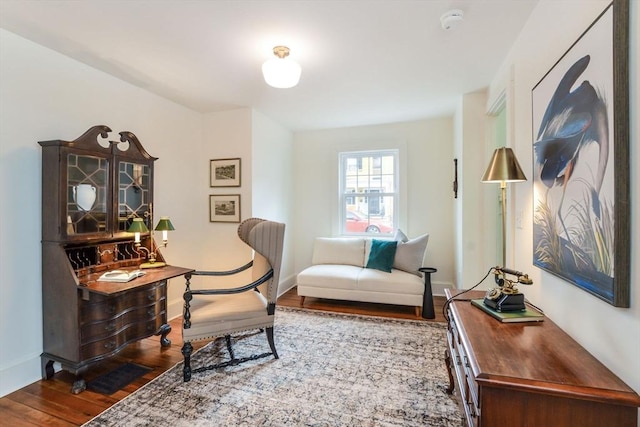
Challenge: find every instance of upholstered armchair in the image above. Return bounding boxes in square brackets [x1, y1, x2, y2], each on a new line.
[181, 218, 285, 382]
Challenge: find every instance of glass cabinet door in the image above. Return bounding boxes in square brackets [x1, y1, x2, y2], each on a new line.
[66, 153, 109, 235]
[118, 161, 151, 232]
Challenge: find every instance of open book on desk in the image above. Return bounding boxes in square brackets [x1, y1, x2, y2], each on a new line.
[98, 269, 145, 283]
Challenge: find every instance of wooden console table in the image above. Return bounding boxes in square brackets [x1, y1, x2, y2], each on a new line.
[444, 289, 640, 427]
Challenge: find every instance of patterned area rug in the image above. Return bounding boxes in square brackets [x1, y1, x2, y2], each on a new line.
[83, 307, 463, 426]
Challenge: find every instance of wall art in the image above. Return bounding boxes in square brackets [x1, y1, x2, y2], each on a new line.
[210, 158, 241, 187]
[209, 194, 241, 223]
[531, 0, 629, 306]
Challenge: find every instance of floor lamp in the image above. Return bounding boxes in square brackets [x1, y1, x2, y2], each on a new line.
[481, 147, 527, 268]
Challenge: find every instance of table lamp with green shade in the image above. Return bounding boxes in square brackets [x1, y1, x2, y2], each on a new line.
[128, 215, 175, 269]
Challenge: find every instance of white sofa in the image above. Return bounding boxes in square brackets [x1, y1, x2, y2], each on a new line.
[297, 232, 434, 318]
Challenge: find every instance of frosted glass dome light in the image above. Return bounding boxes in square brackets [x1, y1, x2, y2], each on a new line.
[262, 46, 301, 89]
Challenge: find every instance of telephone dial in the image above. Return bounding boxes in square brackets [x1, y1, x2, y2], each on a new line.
[483, 266, 533, 312]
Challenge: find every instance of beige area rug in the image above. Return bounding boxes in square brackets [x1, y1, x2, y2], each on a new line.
[83, 307, 463, 426]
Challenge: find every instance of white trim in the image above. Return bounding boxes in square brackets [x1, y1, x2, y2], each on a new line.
[0, 354, 43, 398]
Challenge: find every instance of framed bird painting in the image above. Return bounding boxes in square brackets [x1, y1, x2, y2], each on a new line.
[531, 0, 630, 307]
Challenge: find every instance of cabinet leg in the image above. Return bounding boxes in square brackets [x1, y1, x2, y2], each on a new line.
[41, 358, 55, 380]
[71, 377, 86, 394]
[444, 348, 455, 394]
[158, 323, 172, 347]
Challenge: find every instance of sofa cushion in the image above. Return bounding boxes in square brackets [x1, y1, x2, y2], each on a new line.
[366, 239, 398, 273]
[297, 264, 362, 290]
[311, 237, 366, 267]
[357, 268, 424, 295]
[393, 230, 429, 276]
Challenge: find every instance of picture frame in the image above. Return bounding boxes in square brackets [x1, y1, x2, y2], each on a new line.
[210, 158, 241, 187]
[209, 194, 241, 223]
[531, 0, 629, 307]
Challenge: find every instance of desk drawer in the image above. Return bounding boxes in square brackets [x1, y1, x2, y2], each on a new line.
[80, 281, 166, 323]
[80, 318, 162, 359]
[448, 316, 479, 426]
[80, 302, 165, 341]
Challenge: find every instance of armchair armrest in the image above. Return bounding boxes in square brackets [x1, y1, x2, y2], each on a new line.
[182, 268, 274, 329]
[186, 261, 253, 278]
[186, 268, 274, 296]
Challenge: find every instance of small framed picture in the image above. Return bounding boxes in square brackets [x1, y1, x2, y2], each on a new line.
[210, 158, 241, 187]
[209, 194, 241, 223]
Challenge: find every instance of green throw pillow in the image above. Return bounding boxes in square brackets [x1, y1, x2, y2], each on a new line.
[366, 239, 398, 273]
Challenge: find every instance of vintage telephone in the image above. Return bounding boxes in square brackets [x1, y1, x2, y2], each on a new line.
[483, 266, 533, 312]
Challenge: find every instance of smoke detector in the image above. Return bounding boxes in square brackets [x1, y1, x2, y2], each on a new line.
[440, 9, 464, 30]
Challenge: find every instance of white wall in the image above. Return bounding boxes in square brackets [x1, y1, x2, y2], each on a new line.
[251, 110, 296, 291]
[487, 0, 640, 408]
[453, 90, 496, 288]
[0, 29, 202, 396]
[292, 118, 455, 291]
[196, 108, 254, 282]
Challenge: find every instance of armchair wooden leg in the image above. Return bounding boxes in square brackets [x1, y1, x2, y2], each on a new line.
[182, 341, 193, 382]
[299, 296, 305, 307]
[415, 306, 420, 318]
[266, 327, 279, 359]
[225, 335, 235, 361]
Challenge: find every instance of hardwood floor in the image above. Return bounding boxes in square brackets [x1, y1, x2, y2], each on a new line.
[0, 288, 446, 426]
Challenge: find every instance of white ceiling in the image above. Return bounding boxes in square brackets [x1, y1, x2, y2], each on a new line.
[0, 0, 539, 131]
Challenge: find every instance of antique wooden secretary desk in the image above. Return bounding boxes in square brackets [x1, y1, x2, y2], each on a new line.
[39, 125, 192, 393]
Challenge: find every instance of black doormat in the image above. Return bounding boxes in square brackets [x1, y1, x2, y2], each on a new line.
[87, 363, 152, 395]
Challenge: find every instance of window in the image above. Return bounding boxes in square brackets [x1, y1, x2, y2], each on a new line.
[339, 150, 398, 235]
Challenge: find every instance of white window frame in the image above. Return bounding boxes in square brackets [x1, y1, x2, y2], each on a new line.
[338, 149, 399, 235]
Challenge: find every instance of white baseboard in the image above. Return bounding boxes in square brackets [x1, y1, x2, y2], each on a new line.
[277, 274, 296, 297]
[0, 354, 43, 398]
[432, 281, 453, 297]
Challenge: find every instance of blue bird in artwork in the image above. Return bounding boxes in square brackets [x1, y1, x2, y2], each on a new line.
[534, 54, 609, 239]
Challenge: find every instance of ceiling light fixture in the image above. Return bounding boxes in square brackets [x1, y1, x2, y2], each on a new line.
[440, 9, 464, 30]
[262, 46, 301, 89]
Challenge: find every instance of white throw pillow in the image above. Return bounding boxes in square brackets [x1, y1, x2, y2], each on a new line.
[393, 230, 429, 276]
[312, 237, 366, 267]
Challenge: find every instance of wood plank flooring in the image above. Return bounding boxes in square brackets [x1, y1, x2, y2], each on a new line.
[0, 288, 446, 426]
